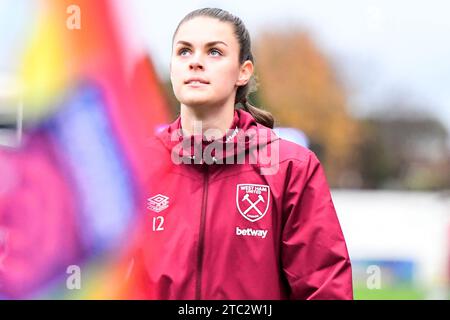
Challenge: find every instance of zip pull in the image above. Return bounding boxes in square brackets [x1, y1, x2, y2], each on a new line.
[190, 155, 218, 165]
[189, 155, 202, 164]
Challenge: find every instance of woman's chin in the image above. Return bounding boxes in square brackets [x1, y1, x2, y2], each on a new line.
[181, 97, 213, 108]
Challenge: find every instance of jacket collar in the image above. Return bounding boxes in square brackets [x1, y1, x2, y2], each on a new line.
[156, 108, 278, 165]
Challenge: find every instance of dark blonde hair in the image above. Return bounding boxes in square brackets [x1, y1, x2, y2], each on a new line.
[173, 7, 274, 128]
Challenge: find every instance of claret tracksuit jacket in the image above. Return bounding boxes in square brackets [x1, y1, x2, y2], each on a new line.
[126, 108, 353, 300]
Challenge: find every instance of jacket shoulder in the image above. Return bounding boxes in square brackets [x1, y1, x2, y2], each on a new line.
[277, 138, 318, 165]
[256, 137, 320, 176]
[148, 135, 164, 149]
[143, 135, 172, 169]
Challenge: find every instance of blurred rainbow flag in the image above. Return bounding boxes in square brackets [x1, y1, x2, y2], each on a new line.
[0, 0, 170, 299]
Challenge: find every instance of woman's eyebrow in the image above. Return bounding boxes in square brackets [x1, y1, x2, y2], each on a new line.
[176, 40, 228, 47]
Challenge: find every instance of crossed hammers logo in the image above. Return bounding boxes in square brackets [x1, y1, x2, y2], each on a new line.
[241, 193, 265, 216]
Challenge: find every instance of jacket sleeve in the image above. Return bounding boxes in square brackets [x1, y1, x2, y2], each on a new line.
[281, 150, 353, 300]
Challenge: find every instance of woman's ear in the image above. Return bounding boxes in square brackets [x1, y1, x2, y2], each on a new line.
[236, 60, 254, 86]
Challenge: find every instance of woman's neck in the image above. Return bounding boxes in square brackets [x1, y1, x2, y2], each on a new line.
[180, 103, 235, 140]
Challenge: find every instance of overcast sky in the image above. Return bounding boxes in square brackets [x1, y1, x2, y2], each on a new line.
[127, 0, 450, 131]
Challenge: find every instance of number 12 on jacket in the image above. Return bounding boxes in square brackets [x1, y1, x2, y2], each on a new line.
[152, 216, 164, 232]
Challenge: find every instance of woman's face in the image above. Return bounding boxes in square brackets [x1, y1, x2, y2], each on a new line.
[170, 17, 251, 109]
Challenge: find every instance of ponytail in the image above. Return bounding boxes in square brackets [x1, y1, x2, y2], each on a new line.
[239, 97, 274, 129]
[236, 74, 274, 129]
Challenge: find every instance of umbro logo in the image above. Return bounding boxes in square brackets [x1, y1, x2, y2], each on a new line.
[147, 194, 170, 213]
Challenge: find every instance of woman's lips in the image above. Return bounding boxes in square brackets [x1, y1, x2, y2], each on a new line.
[185, 81, 209, 88]
[185, 77, 210, 85]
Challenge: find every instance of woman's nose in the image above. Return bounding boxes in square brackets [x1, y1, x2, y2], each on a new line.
[189, 62, 204, 70]
[189, 55, 204, 70]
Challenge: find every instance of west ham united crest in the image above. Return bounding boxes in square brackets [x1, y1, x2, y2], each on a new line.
[236, 184, 270, 222]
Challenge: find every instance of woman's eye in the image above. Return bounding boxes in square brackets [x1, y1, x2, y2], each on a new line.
[209, 49, 222, 56]
[178, 48, 190, 56]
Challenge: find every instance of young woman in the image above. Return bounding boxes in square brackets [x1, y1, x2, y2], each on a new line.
[126, 7, 353, 300]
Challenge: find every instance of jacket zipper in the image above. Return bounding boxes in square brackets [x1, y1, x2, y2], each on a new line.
[195, 165, 209, 299]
